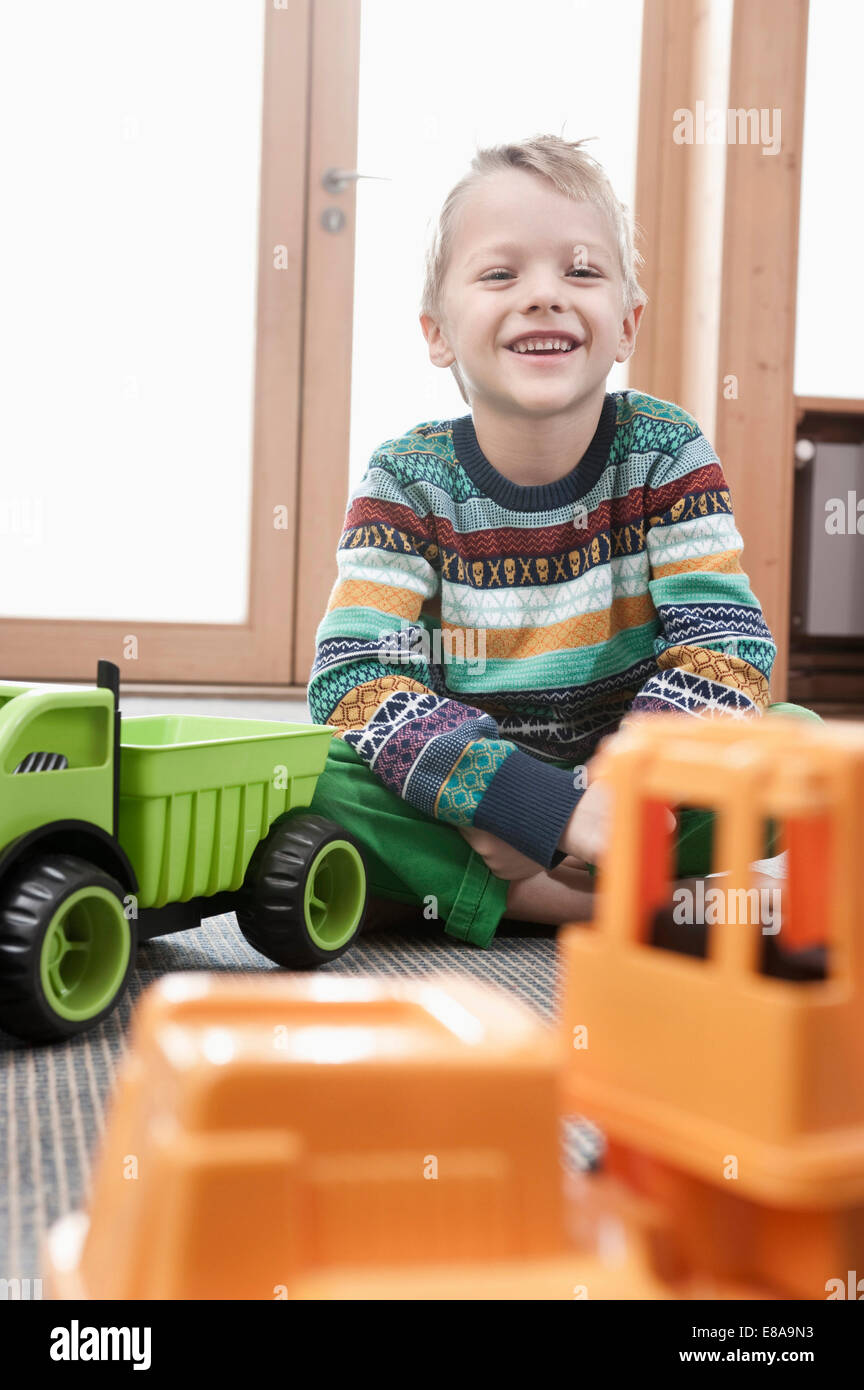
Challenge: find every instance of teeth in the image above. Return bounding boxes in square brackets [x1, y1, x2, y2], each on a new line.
[510, 338, 575, 353]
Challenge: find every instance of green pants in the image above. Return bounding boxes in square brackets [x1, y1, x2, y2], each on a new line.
[655, 701, 823, 879]
[307, 701, 823, 951]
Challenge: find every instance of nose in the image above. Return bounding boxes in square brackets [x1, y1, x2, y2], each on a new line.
[525, 293, 566, 315]
[515, 262, 572, 313]
[522, 278, 567, 314]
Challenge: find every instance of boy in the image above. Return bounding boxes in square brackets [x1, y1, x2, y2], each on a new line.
[307, 134, 817, 949]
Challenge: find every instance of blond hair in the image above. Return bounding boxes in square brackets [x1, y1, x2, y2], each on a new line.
[420, 134, 647, 404]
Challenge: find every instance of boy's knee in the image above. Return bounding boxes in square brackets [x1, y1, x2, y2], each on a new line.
[765, 701, 823, 724]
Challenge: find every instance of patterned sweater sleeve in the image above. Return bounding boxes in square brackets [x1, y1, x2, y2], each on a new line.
[629, 413, 776, 718]
[306, 451, 582, 868]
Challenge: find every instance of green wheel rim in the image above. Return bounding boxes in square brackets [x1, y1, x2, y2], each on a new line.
[303, 839, 365, 950]
[39, 887, 131, 1021]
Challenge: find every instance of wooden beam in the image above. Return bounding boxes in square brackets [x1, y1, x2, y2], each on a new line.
[292, 0, 361, 689]
[713, 0, 809, 702]
[631, 0, 731, 438]
[796, 396, 864, 418]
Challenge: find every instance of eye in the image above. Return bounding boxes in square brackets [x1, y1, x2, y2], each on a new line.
[479, 266, 601, 282]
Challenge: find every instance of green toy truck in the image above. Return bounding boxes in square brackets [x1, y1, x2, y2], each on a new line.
[0, 661, 368, 1043]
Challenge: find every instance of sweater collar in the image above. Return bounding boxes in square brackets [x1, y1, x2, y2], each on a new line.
[451, 393, 619, 512]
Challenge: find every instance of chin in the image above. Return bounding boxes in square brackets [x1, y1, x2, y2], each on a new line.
[510, 390, 582, 413]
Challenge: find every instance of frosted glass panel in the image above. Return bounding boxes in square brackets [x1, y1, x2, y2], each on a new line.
[794, 0, 864, 398]
[0, 1, 264, 621]
[350, 0, 643, 490]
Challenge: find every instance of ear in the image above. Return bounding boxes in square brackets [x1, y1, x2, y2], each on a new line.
[420, 312, 456, 369]
[615, 301, 646, 364]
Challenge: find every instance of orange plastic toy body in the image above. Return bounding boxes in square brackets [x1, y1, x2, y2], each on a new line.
[561, 712, 864, 1299]
[46, 973, 669, 1300]
[45, 713, 864, 1299]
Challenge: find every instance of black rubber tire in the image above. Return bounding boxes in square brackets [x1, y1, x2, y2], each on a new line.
[235, 813, 368, 969]
[0, 853, 137, 1043]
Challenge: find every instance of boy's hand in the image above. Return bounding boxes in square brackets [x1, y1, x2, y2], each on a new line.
[558, 779, 616, 864]
[458, 826, 544, 880]
[559, 774, 677, 864]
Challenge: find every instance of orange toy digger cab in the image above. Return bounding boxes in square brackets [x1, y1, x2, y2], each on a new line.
[561, 711, 864, 1299]
[45, 712, 864, 1299]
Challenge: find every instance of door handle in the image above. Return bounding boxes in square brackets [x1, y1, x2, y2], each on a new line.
[321, 167, 391, 194]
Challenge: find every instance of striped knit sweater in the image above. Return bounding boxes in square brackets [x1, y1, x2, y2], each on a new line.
[307, 390, 776, 870]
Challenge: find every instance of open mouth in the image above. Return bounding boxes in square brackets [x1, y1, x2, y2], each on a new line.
[505, 335, 582, 357]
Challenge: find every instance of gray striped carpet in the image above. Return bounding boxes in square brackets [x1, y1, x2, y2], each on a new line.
[1, 912, 587, 1286]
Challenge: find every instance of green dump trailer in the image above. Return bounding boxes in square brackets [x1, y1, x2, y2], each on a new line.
[0, 661, 367, 1043]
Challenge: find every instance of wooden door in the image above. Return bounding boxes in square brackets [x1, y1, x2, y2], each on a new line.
[0, 0, 361, 690]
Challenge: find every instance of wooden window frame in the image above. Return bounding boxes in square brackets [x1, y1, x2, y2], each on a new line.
[1, 0, 360, 695]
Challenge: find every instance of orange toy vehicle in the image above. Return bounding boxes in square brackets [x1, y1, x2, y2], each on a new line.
[561, 711, 864, 1300]
[46, 972, 672, 1300]
[45, 712, 864, 1299]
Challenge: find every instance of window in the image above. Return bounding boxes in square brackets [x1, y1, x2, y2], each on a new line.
[0, 1, 265, 623]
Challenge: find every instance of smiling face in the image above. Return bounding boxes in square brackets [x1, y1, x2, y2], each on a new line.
[421, 168, 643, 417]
